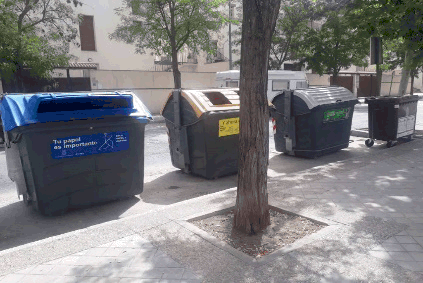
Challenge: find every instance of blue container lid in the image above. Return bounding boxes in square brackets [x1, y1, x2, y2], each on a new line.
[0, 92, 152, 132]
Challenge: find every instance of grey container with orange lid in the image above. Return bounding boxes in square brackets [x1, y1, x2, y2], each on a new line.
[161, 89, 240, 179]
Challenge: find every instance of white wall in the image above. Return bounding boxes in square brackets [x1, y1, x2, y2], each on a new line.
[68, 0, 235, 73]
[306, 73, 412, 96]
[70, 0, 155, 71]
[90, 70, 217, 114]
[306, 74, 331, 86]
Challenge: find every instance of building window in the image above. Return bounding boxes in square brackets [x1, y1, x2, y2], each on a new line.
[79, 15, 96, 51]
[230, 4, 236, 19]
[284, 63, 294, 70]
[226, 80, 239, 87]
[272, 80, 289, 91]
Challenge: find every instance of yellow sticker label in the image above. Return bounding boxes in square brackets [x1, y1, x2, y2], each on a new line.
[219, 117, 240, 137]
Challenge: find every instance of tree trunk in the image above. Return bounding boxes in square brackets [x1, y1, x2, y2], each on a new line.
[332, 73, 338, 86]
[375, 63, 382, 96]
[410, 69, 415, 96]
[168, 2, 181, 89]
[171, 43, 181, 89]
[233, 0, 282, 234]
[398, 49, 413, 96]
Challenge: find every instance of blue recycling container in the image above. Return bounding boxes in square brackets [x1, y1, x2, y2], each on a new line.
[0, 91, 152, 215]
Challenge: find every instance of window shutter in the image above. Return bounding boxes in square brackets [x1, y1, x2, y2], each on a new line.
[79, 15, 96, 51]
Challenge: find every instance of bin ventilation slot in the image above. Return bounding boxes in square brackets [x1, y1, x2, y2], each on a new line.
[204, 92, 232, 105]
[37, 98, 130, 113]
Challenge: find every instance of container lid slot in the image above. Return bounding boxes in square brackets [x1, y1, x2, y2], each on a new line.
[204, 92, 232, 105]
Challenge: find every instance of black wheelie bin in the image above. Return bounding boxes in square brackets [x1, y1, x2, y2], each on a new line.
[161, 88, 240, 179]
[0, 91, 152, 215]
[365, 95, 419, 148]
[270, 86, 358, 158]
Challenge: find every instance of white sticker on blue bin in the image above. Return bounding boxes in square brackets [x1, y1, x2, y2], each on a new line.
[51, 131, 129, 159]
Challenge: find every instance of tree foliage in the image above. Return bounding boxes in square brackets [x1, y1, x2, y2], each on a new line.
[0, 0, 82, 92]
[110, 0, 227, 88]
[347, 0, 423, 94]
[269, 0, 322, 70]
[297, 9, 368, 77]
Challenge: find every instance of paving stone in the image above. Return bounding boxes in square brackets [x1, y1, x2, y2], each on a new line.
[410, 252, 423, 261]
[43, 258, 65, 265]
[160, 280, 202, 283]
[79, 277, 121, 283]
[395, 261, 423, 272]
[402, 244, 423, 253]
[119, 279, 160, 283]
[83, 264, 124, 278]
[368, 250, 392, 261]
[150, 257, 182, 268]
[103, 248, 129, 257]
[26, 265, 55, 275]
[370, 245, 385, 251]
[181, 270, 201, 280]
[413, 237, 423, 246]
[76, 248, 108, 257]
[60, 256, 85, 266]
[48, 265, 81, 276]
[0, 273, 26, 283]
[396, 236, 418, 244]
[119, 267, 166, 279]
[383, 237, 399, 244]
[62, 265, 92, 277]
[160, 268, 185, 279]
[407, 230, 423, 237]
[388, 251, 415, 261]
[19, 275, 60, 283]
[382, 243, 405, 252]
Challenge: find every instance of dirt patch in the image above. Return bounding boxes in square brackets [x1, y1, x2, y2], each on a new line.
[190, 208, 326, 258]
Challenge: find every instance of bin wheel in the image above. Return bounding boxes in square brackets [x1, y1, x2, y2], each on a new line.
[387, 140, 396, 148]
[23, 193, 32, 206]
[365, 139, 374, 147]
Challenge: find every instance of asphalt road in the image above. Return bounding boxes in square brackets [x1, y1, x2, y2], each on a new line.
[0, 103, 420, 253]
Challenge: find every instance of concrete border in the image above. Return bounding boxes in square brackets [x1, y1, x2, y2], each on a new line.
[177, 205, 342, 267]
[351, 129, 369, 138]
[150, 115, 166, 123]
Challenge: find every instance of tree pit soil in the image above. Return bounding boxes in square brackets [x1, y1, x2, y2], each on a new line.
[190, 209, 326, 258]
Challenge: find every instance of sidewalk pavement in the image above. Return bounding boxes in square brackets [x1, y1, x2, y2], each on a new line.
[2, 98, 423, 282]
[2, 136, 423, 282]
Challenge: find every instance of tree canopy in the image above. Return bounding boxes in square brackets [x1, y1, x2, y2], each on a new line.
[347, 0, 423, 94]
[0, 0, 82, 92]
[110, 0, 228, 88]
[296, 9, 368, 77]
[269, 0, 323, 70]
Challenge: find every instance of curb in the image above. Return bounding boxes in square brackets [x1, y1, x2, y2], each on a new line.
[350, 129, 368, 138]
[150, 115, 165, 123]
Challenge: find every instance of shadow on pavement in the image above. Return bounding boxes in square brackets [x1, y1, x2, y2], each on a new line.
[0, 196, 140, 251]
[136, 217, 423, 282]
[140, 170, 237, 205]
[135, 140, 423, 281]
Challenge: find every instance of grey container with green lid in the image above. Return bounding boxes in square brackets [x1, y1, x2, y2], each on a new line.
[270, 86, 358, 158]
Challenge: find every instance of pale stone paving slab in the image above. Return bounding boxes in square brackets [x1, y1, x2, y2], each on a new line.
[281, 140, 423, 275]
[0, 235, 201, 283]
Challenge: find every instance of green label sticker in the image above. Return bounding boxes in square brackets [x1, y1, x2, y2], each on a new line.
[323, 108, 350, 122]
